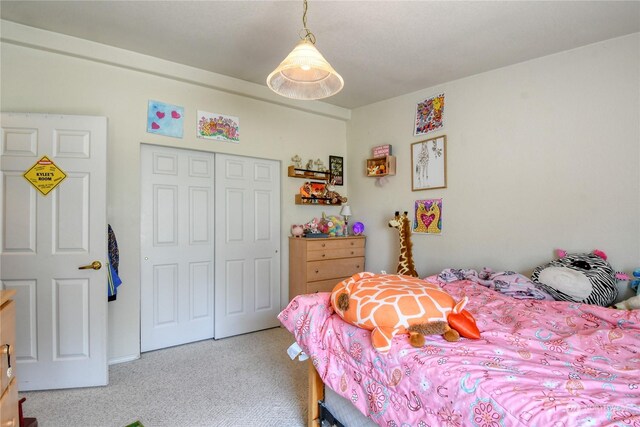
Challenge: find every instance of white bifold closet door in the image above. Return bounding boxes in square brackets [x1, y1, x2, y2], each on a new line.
[214, 153, 281, 339]
[140, 145, 216, 352]
[140, 146, 280, 352]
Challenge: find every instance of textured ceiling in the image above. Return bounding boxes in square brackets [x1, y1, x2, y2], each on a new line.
[1, 1, 639, 109]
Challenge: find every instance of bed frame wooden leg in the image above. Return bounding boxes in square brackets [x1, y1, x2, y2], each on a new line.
[308, 361, 324, 427]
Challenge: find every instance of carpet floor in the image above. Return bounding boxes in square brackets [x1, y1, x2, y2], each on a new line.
[20, 327, 307, 427]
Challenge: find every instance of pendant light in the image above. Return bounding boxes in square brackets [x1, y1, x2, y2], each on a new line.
[267, 0, 344, 100]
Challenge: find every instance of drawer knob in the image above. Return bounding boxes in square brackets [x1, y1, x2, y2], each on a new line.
[350, 242, 354, 246]
[351, 251, 354, 255]
[322, 254, 326, 257]
[356, 265, 360, 269]
[315, 269, 319, 273]
[322, 243, 326, 247]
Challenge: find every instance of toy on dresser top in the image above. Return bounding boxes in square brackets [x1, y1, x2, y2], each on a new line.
[293, 213, 347, 237]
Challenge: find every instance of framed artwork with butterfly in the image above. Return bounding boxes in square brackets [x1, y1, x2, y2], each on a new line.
[414, 93, 445, 136]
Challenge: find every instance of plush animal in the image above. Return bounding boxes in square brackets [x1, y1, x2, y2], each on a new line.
[303, 217, 321, 234]
[531, 249, 629, 307]
[323, 178, 347, 205]
[612, 269, 640, 310]
[300, 182, 325, 198]
[612, 295, 640, 310]
[330, 272, 480, 353]
[290, 224, 304, 237]
[320, 213, 345, 237]
[388, 211, 418, 277]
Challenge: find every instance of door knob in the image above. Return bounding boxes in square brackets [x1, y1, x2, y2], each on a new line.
[78, 261, 102, 270]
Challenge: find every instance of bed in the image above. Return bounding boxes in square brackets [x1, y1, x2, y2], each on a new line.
[279, 274, 640, 426]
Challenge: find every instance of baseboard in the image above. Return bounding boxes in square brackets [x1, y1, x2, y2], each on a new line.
[108, 354, 140, 365]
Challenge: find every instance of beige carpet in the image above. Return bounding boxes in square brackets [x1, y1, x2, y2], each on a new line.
[20, 327, 307, 427]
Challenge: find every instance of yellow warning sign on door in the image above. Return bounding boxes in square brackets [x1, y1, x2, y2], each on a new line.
[23, 156, 67, 196]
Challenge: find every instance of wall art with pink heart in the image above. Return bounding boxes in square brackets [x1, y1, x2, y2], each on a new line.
[147, 100, 184, 138]
[413, 198, 443, 235]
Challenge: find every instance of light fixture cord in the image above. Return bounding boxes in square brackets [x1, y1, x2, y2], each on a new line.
[300, 0, 316, 44]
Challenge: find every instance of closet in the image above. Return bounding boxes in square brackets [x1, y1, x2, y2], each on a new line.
[140, 145, 281, 351]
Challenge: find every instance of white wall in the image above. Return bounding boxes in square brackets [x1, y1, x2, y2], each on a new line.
[347, 34, 640, 301]
[0, 22, 349, 363]
[2, 21, 639, 364]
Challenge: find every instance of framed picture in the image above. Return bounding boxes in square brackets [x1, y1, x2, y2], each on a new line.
[197, 110, 239, 143]
[147, 100, 184, 138]
[411, 135, 446, 191]
[329, 155, 344, 186]
[413, 199, 443, 234]
[414, 93, 445, 136]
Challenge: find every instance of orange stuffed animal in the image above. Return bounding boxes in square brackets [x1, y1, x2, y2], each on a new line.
[331, 272, 480, 353]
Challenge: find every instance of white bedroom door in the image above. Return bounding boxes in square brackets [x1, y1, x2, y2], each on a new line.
[0, 113, 108, 391]
[140, 145, 216, 352]
[214, 154, 281, 339]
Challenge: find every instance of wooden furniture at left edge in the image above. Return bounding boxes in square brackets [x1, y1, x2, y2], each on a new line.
[308, 362, 323, 427]
[0, 289, 18, 427]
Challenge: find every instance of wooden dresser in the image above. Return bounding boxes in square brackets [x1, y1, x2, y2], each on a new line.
[0, 290, 18, 427]
[289, 236, 366, 300]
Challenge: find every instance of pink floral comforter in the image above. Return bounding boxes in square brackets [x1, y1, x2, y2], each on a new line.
[278, 277, 640, 426]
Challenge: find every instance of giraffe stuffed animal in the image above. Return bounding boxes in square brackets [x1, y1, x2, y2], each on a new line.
[331, 272, 481, 353]
[388, 211, 418, 277]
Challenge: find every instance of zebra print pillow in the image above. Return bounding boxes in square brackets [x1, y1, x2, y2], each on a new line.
[531, 250, 619, 307]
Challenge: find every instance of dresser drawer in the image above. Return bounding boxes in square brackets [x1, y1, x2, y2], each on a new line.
[305, 277, 352, 294]
[0, 300, 15, 394]
[307, 246, 365, 261]
[289, 236, 366, 301]
[0, 377, 18, 427]
[306, 238, 365, 252]
[307, 257, 365, 282]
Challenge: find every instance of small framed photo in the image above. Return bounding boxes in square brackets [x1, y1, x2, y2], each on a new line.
[411, 135, 446, 191]
[414, 93, 445, 136]
[329, 155, 344, 186]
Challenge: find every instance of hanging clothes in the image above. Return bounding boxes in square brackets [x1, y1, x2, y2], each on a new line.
[108, 224, 122, 301]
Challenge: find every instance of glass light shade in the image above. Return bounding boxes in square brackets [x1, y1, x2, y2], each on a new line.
[340, 205, 352, 217]
[267, 39, 344, 100]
